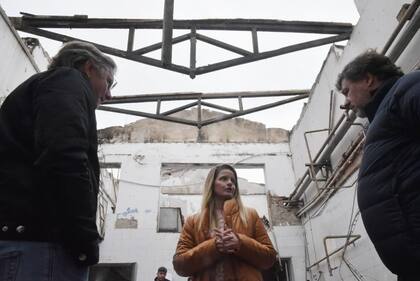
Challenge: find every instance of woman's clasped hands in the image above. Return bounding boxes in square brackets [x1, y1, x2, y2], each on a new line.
[214, 228, 240, 254]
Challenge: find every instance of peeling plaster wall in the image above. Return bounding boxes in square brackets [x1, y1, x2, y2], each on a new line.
[98, 142, 300, 281]
[289, 1, 419, 280]
[98, 108, 289, 144]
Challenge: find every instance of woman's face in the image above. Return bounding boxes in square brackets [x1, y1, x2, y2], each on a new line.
[213, 169, 237, 201]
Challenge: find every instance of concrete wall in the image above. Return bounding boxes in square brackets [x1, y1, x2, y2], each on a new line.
[289, 1, 420, 280]
[98, 142, 302, 281]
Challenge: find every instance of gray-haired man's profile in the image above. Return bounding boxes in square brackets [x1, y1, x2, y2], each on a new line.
[0, 41, 117, 281]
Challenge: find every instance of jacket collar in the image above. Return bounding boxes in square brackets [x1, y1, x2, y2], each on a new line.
[200, 199, 239, 230]
[364, 76, 400, 122]
[223, 199, 239, 215]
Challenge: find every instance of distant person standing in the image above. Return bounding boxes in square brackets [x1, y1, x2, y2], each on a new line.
[0, 41, 117, 281]
[337, 50, 420, 281]
[155, 266, 170, 281]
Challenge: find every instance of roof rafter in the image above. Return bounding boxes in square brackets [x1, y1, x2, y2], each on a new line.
[97, 90, 310, 128]
[10, 14, 353, 78]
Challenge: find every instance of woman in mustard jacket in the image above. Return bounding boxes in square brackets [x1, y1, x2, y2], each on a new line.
[173, 164, 277, 281]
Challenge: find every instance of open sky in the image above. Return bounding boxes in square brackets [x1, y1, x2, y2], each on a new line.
[1, 0, 359, 130]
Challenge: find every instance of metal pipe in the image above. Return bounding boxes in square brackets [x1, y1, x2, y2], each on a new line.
[388, 2, 420, 62]
[306, 234, 361, 272]
[290, 112, 356, 201]
[323, 235, 361, 276]
[382, 0, 419, 55]
[296, 133, 364, 216]
[303, 129, 331, 189]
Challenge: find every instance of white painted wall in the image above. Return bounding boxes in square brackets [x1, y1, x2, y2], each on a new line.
[98, 143, 301, 281]
[0, 6, 44, 104]
[273, 225, 306, 281]
[289, 1, 419, 280]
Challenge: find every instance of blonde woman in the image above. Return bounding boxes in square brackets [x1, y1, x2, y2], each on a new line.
[173, 164, 277, 281]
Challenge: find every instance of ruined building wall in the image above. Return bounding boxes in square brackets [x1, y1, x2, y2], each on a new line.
[98, 142, 302, 281]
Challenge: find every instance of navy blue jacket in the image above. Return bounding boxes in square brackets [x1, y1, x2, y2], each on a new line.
[358, 71, 420, 276]
[0, 67, 100, 266]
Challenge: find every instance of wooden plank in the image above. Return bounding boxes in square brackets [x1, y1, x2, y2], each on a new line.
[160, 101, 198, 116]
[196, 33, 252, 56]
[156, 99, 161, 114]
[131, 33, 190, 55]
[195, 33, 350, 74]
[200, 101, 237, 113]
[197, 98, 202, 127]
[161, 0, 174, 66]
[252, 28, 259, 53]
[127, 27, 135, 52]
[201, 94, 309, 126]
[103, 90, 310, 104]
[190, 27, 197, 79]
[11, 16, 353, 34]
[98, 105, 198, 126]
[17, 26, 191, 75]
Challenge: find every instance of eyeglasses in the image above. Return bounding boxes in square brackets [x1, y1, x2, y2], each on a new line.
[107, 78, 117, 91]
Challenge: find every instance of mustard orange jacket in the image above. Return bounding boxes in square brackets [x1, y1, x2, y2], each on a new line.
[173, 200, 277, 281]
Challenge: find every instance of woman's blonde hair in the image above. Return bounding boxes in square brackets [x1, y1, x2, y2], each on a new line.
[198, 164, 248, 231]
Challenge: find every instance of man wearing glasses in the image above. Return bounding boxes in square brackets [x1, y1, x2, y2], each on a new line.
[0, 41, 117, 281]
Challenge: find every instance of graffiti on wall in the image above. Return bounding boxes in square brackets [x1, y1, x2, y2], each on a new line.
[115, 207, 139, 229]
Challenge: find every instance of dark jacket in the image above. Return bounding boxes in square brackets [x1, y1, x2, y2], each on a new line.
[358, 71, 420, 276]
[0, 67, 101, 266]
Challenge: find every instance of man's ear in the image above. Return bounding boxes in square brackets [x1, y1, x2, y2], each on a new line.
[366, 73, 378, 88]
[82, 60, 95, 78]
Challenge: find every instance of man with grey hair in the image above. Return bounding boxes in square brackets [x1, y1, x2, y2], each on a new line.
[337, 50, 420, 281]
[0, 41, 117, 281]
